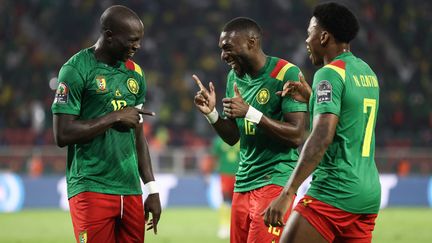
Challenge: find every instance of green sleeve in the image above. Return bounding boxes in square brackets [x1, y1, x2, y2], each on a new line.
[312, 67, 344, 116]
[51, 64, 84, 115]
[135, 71, 146, 105]
[281, 66, 308, 113]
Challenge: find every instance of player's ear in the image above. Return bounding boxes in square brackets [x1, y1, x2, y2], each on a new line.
[103, 29, 113, 43]
[247, 36, 258, 49]
[320, 30, 330, 46]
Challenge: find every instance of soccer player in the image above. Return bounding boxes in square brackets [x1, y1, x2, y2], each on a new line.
[193, 17, 307, 243]
[263, 2, 381, 243]
[210, 136, 239, 239]
[51, 5, 161, 243]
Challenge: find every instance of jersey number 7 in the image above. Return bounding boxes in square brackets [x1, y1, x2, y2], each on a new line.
[362, 98, 376, 157]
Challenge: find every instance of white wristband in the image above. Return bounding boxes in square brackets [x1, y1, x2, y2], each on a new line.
[204, 108, 219, 124]
[245, 106, 263, 124]
[144, 181, 159, 194]
[135, 104, 144, 123]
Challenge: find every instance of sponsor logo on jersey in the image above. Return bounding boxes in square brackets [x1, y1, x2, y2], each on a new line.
[54, 82, 69, 104]
[127, 78, 139, 94]
[316, 80, 332, 103]
[115, 89, 122, 97]
[79, 230, 87, 243]
[96, 76, 107, 92]
[256, 88, 270, 104]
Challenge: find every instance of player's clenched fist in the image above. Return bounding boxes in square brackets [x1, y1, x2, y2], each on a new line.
[193, 74, 216, 114]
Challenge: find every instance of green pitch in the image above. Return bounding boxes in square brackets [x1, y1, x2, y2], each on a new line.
[0, 208, 431, 242]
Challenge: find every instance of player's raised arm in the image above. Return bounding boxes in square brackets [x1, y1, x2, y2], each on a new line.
[192, 74, 240, 145]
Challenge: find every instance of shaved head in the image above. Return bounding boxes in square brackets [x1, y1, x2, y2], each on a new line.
[100, 5, 143, 33]
[95, 5, 144, 63]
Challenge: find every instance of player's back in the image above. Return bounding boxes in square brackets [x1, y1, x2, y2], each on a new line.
[308, 52, 380, 214]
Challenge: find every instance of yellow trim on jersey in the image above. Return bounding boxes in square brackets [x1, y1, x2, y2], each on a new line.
[133, 62, 143, 76]
[325, 65, 345, 81]
[275, 63, 295, 81]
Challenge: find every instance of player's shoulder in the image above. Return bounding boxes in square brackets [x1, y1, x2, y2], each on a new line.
[317, 59, 347, 82]
[268, 56, 299, 81]
[62, 48, 95, 72]
[125, 59, 144, 77]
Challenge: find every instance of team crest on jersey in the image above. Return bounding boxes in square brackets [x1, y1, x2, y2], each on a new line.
[96, 76, 107, 92]
[54, 82, 68, 104]
[127, 78, 139, 94]
[316, 80, 332, 103]
[256, 88, 270, 104]
[79, 230, 87, 243]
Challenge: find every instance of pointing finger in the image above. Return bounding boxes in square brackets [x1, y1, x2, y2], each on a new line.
[192, 74, 206, 91]
[138, 109, 156, 116]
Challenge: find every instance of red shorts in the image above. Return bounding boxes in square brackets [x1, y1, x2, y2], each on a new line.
[69, 192, 145, 243]
[231, 184, 295, 243]
[220, 174, 236, 201]
[294, 195, 377, 243]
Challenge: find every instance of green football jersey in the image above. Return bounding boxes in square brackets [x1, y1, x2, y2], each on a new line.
[307, 52, 381, 214]
[51, 48, 147, 198]
[211, 136, 239, 175]
[225, 56, 307, 193]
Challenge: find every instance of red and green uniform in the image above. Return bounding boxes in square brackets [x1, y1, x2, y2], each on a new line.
[225, 56, 308, 193]
[228, 56, 306, 243]
[51, 47, 147, 199]
[307, 52, 381, 214]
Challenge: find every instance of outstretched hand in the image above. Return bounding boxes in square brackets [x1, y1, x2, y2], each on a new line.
[222, 83, 249, 118]
[193, 74, 216, 114]
[276, 73, 312, 103]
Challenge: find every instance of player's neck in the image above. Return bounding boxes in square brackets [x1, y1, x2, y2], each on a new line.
[93, 40, 117, 66]
[248, 50, 267, 77]
[323, 43, 350, 65]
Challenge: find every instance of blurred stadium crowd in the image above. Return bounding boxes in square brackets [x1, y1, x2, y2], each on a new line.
[0, 0, 431, 150]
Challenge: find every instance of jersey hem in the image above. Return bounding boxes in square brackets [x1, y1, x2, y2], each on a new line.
[68, 187, 142, 199]
[306, 193, 380, 214]
[234, 180, 286, 193]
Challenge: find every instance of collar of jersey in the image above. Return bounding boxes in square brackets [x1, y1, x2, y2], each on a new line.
[238, 56, 271, 82]
[333, 51, 353, 61]
[87, 47, 128, 72]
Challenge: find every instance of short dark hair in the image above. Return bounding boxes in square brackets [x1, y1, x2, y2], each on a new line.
[313, 2, 359, 43]
[222, 17, 263, 39]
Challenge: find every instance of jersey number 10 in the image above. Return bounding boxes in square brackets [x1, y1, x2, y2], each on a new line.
[111, 100, 127, 111]
[362, 98, 376, 157]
